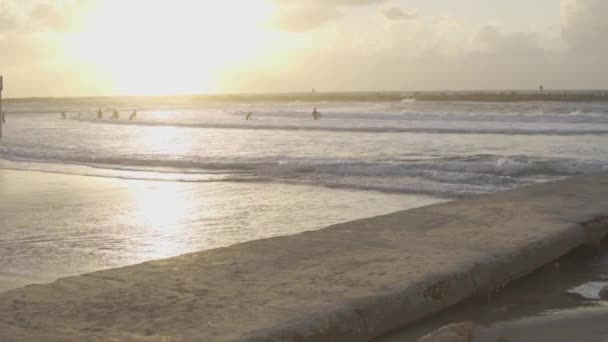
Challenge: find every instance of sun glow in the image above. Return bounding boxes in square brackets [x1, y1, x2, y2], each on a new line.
[65, 0, 277, 95]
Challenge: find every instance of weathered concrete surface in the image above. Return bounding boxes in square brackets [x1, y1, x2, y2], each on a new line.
[1, 174, 608, 342]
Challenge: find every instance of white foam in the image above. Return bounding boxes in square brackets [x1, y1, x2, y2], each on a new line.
[2, 99, 608, 198]
[568, 281, 608, 300]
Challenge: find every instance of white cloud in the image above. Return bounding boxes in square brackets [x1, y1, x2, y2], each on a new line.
[561, 0, 608, 53]
[2, 0, 608, 96]
[269, 4, 342, 32]
[273, 0, 385, 6]
[0, 1, 21, 33]
[269, 0, 387, 31]
[382, 7, 416, 21]
[473, 25, 544, 57]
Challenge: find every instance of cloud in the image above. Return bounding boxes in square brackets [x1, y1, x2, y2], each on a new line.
[269, 4, 342, 32]
[32, 1, 100, 33]
[0, 3, 20, 33]
[561, 0, 608, 53]
[0, 0, 99, 34]
[273, 0, 385, 6]
[29, 3, 79, 32]
[473, 25, 544, 57]
[2, 0, 608, 96]
[269, 0, 386, 31]
[382, 7, 416, 21]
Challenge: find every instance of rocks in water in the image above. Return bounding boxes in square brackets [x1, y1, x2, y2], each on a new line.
[416, 321, 475, 342]
[600, 285, 608, 300]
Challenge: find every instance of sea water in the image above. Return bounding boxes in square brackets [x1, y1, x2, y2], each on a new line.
[1, 94, 608, 291]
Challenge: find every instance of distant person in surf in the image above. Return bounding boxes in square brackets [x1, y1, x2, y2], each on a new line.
[97, 108, 103, 119]
[245, 112, 253, 120]
[112, 109, 119, 119]
[1, 111, 5, 123]
[312, 108, 321, 120]
[129, 109, 137, 120]
[61, 112, 66, 119]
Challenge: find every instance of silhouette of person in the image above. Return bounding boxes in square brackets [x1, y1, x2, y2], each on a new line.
[245, 112, 253, 120]
[129, 109, 137, 120]
[97, 108, 103, 119]
[312, 108, 321, 120]
[112, 110, 119, 119]
[61, 112, 66, 119]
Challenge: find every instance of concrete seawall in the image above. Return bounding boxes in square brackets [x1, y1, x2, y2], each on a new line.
[1, 174, 608, 341]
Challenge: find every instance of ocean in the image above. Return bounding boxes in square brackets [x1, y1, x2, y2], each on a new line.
[1, 93, 608, 291]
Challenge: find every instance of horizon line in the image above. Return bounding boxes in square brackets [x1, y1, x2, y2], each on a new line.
[4, 88, 608, 101]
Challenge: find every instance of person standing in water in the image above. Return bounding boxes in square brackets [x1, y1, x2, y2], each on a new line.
[312, 108, 321, 120]
[129, 109, 137, 120]
[112, 109, 119, 119]
[97, 108, 103, 119]
[61, 112, 66, 119]
[1, 111, 5, 123]
[245, 112, 253, 120]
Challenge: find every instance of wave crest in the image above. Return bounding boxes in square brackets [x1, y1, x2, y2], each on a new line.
[77, 119, 608, 136]
[1, 153, 605, 198]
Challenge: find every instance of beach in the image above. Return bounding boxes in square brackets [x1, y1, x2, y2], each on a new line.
[3, 0, 608, 339]
[1, 173, 607, 341]
[1, 96, 608, 340]
[3, 96, 607, 295]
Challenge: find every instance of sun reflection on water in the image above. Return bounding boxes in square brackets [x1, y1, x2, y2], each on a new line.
[133, 125, 193, 157]
[129, 182, 197, 260]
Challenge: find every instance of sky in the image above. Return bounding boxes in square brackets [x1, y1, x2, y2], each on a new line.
[0, 0, 606, 97]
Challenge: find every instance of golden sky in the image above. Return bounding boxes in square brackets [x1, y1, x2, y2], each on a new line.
[0, 0, 606, 97]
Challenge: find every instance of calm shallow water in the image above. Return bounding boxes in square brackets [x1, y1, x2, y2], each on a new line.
[0, 170, 441, 293]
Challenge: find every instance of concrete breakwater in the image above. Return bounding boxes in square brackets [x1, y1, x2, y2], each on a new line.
[1, 174, 607, 341]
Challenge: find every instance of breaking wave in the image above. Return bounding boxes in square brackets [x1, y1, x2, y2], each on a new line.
[2, 152, 606, 198]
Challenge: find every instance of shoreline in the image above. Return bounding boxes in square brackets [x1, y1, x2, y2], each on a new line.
[1, 173, 607, 341]
[0, 169, 441, 294]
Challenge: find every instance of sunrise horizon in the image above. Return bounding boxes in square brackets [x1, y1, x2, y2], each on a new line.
[2, 1, 608, 341]
[1, 0, 608, 98]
